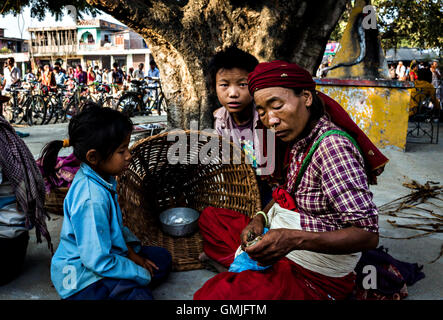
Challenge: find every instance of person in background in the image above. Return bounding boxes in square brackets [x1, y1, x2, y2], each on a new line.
[409, 68, 440, 117]
[41, 65, 56, 89]
[94, 65, 102, 83]
[67, 67, 75, 80]
[112, 62, 125, 94]
[127, 67, 134, 82]
[133, 63, 145, 80]
[430, 61, 442, 104]
[54, 67, 68, 86]
[2, 57, 21, 94]
[389, 64, 396, 80]
[396, 61, 406, 81]
[36, 65, 45, 82]
[54, 61, 66, 75]
[74, 65, 87, 85]
[24, 70, 36, 83]
[87, 66, 96, 85]
[147, 61, 160, 84]
[409, 63, 418, 81]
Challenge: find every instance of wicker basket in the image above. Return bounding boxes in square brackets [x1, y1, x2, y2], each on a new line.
[44, 187, 69, 215]
[117, 130, 261, 271]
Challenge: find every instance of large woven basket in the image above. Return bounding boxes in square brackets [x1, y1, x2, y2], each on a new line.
[44, 187, 69, 215]
[117, 130, 261, 271]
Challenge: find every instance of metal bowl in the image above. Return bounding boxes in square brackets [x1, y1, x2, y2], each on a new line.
[159, 207, 200, 237]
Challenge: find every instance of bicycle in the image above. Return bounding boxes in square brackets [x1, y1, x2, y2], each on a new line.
[61, 80, 89, 122]
[44, 84, 69, 124]
[117, 77, 167, 117]
[3, 82, 46, 126]
[145, 78, 168, 116]
[90, 82, 120, 109]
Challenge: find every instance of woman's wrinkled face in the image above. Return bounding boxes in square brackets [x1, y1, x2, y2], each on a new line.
[254, 87, 312, 142]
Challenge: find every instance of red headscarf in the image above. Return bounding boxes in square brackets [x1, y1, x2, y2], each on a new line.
[248, 60, 389, 184]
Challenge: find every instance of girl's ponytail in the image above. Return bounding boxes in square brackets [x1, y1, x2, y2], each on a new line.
[39, 140, 64, 180]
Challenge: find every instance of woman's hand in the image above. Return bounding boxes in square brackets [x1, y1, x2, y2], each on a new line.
[244, 228, 305, 266]
[240, 214, 266, 251]
[244, 226, 379, 266]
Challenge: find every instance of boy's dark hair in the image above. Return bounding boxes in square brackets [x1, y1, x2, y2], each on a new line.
[113, 62, 119, 69]
[39, 108, 133, 179]
[207, 46, 259, 92]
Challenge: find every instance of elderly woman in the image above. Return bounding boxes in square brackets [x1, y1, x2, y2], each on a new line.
[194, 61, 388, 300]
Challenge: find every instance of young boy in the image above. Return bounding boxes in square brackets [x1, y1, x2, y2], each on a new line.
[209, 46, 272, 206]
[209, 46, 259, 164]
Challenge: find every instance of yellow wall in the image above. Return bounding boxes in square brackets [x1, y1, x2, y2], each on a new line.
[317, 85, 412, 150]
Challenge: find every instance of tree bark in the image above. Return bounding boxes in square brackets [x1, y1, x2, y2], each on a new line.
[87, 0, 348, 129]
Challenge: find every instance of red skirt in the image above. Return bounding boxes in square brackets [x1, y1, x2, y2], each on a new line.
[194, 206, 356, 300]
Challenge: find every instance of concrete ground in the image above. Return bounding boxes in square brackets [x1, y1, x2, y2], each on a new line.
[0, 116, 441, 300]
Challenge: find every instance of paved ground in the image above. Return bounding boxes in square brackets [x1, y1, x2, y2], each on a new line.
[0, 116, 441, 300]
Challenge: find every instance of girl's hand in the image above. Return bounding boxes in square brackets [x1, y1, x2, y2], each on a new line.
[127, 246, 159, 276]
[140, 258, 159, 277]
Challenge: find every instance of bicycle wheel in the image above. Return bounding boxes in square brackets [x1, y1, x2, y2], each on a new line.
[27, 95, 46, 126]
[156, 95, 168, 115]
[13, 93, 30, 124]
[44, 96, 57, 124]
[117, 93, 143, 117]
[63, 100, 79, 122]
[52, 95, 65, 124]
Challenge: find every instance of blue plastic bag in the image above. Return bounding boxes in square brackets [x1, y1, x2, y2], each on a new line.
[228, 228, 271, 273]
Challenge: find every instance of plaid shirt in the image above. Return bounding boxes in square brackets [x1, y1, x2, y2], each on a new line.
[285, 115, 378, 233]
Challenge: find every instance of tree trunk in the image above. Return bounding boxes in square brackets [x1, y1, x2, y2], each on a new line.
[87, 0, 348, 129]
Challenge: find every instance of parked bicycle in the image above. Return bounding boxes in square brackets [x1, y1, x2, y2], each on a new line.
[117, 77, 167, 117]
[2, 82, 46, 126]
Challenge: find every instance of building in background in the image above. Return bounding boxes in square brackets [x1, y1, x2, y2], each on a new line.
[27, 19, 152, 73]
[0, 27, 29, 73]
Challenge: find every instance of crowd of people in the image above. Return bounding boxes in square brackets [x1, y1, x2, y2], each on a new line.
[388, 60, 442, 115]
[389, 60, 441, 89]
[1, 58, 161, 96]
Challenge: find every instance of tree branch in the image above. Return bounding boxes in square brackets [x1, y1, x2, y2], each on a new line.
[86, 0, 183, 41]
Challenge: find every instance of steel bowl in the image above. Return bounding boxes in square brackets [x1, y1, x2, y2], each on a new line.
[159, 207, 200, 237]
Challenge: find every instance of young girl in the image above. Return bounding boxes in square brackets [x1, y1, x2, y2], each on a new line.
[42, 107, 171, 300]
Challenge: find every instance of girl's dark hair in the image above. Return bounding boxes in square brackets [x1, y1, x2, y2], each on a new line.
[207, 46, 259, 92]
[291, 88, 325, 122]
[39, 107, 133, 179]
